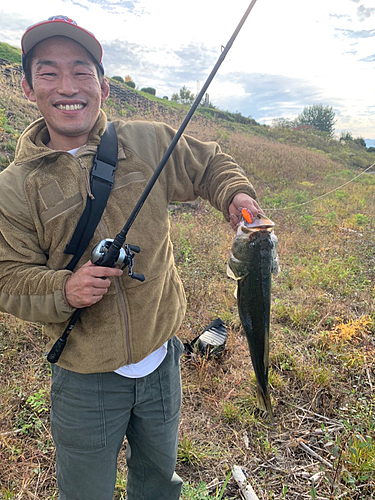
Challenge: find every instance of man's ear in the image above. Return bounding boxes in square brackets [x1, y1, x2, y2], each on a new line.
[101, 78, 110, 102]
[22, 77, 36, 103]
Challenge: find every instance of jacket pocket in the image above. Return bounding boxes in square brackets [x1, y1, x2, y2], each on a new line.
[40, 192, 83, 225]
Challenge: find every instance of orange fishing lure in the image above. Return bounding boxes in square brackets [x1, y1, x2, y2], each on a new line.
[241, 208, 253, 224]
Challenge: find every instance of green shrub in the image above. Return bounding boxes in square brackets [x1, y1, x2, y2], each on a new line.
[141, 87, 156, 95]
[112, 76, 125, 84]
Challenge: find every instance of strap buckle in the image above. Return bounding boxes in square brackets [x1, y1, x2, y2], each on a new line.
[91, 157, 117, 186]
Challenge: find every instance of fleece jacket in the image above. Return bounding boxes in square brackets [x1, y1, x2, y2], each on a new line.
[0, 110, 257, 373]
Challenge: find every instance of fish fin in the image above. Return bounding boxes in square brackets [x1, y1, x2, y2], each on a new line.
[256, 386, 274, 424]
[226, 263, 236, 280]
[226, 263, 239, 298]
[227, 263, 242, 281]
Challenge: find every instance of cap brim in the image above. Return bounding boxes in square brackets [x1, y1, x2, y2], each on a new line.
[22, 20, 102, 64]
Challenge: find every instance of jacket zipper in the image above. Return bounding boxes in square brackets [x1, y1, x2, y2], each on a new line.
[77, 157, 95, 199]
[98, 220, 132, 364]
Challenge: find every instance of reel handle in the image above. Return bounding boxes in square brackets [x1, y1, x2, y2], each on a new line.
[130, 272, 145, 282]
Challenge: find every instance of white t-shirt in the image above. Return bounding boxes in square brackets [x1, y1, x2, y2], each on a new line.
[114, 342, 168, 378]
[68, 146, 168, 378]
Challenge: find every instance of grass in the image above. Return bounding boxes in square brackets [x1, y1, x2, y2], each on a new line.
[1, 60, 375, 499]
[0, 42, 22, 65]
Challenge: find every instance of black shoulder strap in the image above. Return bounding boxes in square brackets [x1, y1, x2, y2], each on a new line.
[64, 121, 118, 271]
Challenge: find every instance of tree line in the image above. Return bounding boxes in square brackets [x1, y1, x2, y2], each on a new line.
[110, 76, 372, 147]
[273, 104, 370, 147]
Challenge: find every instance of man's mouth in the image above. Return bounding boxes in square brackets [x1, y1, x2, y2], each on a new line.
[55, 103, 85, 111]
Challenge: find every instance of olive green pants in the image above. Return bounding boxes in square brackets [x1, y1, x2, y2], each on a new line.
[50, 336, 184, 500]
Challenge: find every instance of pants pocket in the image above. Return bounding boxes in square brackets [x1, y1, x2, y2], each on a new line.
[50, 366, 106, 450]
[158, 336, 183, 423]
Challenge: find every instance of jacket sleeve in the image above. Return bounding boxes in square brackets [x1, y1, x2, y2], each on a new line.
[0, 197, 75, 324]
[153, 122, 257, 220]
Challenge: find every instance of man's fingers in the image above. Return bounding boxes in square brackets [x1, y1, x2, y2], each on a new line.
[79, 261, 123, 278]
[64, 261, 123, 308]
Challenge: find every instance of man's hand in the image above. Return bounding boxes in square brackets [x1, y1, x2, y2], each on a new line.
[65, 261, 123, 308]
[228, 193, 264, 230]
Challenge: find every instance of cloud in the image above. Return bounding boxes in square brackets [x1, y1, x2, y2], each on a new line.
[0, 12, 34, 46]
[360, 53, 375, 62]
[357, 4, 375, 21]
[102, 39, 151, 76]
[335, 28, 375, 39]
[171, 43, 217, 82]
[69, 0, 143, 15]
[210, 73, 337, 122]
[103, 40, 219, 95]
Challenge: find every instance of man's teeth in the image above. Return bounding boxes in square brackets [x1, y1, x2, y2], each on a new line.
[56, 104, 85, 110]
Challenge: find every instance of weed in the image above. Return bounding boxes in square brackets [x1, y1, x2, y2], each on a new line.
[310, 483, 317, 499]
[214, 128, 230, 143]
[0, 490, 16, 499]
[300, 214, 314, 230]
[17, 388, 49, 435]
[114, 471, 127, 500]
[354, 213, 370, 226]
[178, 435, 208, 466]
[221, 401, 243, 424]
[181, 471, 232, 500]
[344, 434, 375, 482]
[181, 481, 211, 500]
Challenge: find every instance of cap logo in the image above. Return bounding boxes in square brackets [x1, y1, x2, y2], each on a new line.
[47, 16, 77, 25]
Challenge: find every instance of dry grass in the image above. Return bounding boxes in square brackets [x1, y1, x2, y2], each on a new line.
[1, 62, 375, 499]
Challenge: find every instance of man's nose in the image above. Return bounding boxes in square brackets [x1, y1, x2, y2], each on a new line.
[57, 74, 79, 95]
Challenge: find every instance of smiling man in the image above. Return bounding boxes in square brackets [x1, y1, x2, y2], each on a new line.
[22, 35, 109, 150]
[0, 15, 263, 500]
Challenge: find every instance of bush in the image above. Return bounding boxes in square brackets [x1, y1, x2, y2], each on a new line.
[112, 76, 125, 84]
[354, 137, 366, 148]
[141, 87, 156, 95]
[125, 81, 136, 89]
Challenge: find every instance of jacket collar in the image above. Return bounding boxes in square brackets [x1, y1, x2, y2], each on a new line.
[14, 110, 108, 165]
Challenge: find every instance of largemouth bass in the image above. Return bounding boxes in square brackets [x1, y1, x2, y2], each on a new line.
[227, 208, 278, 422]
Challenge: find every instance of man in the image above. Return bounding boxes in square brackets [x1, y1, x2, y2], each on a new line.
[0, 16, 262, 500]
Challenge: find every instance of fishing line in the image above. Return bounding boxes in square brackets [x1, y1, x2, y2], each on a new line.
[264, 161, 375, 212]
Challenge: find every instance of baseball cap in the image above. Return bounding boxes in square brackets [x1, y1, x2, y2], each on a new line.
[21, 15, 104, 73]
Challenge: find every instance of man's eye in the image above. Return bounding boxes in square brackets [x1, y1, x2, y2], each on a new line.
[43, 73, 56, 77]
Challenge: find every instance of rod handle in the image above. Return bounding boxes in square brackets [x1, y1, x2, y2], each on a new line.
[47, 337, 67, 363]
[46, 308, 84, 363]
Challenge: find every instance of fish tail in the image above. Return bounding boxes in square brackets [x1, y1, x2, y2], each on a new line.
[256, 385, 274, 424]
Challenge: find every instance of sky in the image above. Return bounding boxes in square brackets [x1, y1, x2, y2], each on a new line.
[1, 0, 375, 141]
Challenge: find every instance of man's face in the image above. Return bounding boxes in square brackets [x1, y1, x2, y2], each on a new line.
[22, 36, 109, 150]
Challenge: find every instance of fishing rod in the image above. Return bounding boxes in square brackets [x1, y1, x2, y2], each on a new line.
[47, 0, 259, 363]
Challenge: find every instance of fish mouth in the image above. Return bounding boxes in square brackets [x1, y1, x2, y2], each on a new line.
[241, 213, 275, 231]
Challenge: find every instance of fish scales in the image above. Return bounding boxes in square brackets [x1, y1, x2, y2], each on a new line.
[228, 212, 277, 422]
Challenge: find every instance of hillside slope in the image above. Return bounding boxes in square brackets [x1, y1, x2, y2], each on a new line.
[1, 56, 375, 500]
